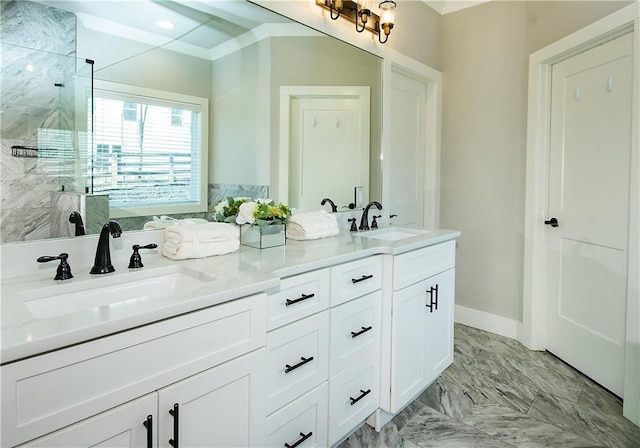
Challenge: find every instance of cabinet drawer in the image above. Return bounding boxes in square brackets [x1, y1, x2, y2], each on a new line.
[268, 269, 330, 331]
[329, 291, 381, 377]
[393, 240, 455, 290]
[328, 351, 380, 446]
[266, 312, 329, 414]
[266, 383, 328, 448]
[1, 294, 266, 448]
[330, 256, 382, 306]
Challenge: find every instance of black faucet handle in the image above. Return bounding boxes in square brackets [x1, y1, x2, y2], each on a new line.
[37, 253, 73, 281]
[347, 218, 358, 232]
[371, 215, 382, 229]
[128, 243, 158, 269]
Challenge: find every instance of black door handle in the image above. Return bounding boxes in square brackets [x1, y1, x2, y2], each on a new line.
[169, 403, 179, 448]
[544, 217, 559, 227]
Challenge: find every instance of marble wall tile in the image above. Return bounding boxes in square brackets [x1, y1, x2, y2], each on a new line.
[209, 183, 270, 206]
[1, 1, 77, 243]
[1, 1, 75, 55]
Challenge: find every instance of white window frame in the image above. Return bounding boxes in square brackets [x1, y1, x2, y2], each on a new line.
[91, 80, 209, 218]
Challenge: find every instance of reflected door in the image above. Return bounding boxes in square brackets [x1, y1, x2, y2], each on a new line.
[547, 33, 633, 396]
[388, 70, 426, 226]
[290, 95, 369, 212]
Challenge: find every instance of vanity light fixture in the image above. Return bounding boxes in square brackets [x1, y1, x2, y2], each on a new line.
[355, 0, 371, 33]
[330, 0, 344, 20]
[315, 0, 397, 44]
[377, 0, 396, 44]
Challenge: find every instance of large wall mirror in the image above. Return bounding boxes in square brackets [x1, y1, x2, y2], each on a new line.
[0, 0, 382, 243]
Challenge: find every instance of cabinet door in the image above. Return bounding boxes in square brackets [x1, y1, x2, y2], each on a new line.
[390, 269, 455, 413]
[424, 269, 455, 385]
[390, 280, 428, 413]
[158, 349, 266, 448]
[19, 394, 156, 448]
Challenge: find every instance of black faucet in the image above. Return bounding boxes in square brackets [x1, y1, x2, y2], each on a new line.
[359, 201, 382, 231]
[68, 211, 86, 236]
[320, 197, 338, 213]
[90, 220, 122, 274]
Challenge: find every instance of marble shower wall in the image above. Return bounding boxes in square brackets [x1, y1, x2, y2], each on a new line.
[1, 0, 78, 243]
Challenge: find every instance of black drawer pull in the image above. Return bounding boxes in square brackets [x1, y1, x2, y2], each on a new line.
[425, 285, 439, 312]
[284, 431, 313, 448]
[143, 415, 153, 448]
[168, 403, 179, 448]
[350, 389, 371, 405]
[285, 356, 314, 373]
[351, 326, 373, 338]
[351, 274, 374, 284]
[285, 293, 315, 307]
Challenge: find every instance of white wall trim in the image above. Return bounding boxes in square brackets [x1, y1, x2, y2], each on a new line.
[455, 305, 523, 342]
[523, 2, 639, 424]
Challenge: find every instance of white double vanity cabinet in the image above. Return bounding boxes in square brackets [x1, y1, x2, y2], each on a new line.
[0, 229, 459, 447]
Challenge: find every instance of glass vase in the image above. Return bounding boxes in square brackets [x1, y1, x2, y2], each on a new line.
[240, 223, 286, 249]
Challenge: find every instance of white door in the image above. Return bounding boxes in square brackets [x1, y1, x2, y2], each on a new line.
[290, 96, 369, 212]
[388, 70, 426, 226]
[547, 33, 633, 396]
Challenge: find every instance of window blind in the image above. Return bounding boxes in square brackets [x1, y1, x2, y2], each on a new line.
[89, 94, 202, 208]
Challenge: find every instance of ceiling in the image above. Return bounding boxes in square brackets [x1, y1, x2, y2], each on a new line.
[421, 0, 492, 15]
[34, 0, 293, 52]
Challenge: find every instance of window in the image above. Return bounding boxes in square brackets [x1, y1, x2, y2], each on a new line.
[90, 81, 208, 217]
[123, 102, 137, 121]
[171, 108, 183, 127]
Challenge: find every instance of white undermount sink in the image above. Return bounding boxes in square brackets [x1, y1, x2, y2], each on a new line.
[21, 265, 214, 320]
[357, 227, 431, 242]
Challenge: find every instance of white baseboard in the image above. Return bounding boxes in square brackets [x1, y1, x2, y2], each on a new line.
[455, 305, 523, 342]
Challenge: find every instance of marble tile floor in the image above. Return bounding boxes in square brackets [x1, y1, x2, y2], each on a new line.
[339, 324, 640, 448]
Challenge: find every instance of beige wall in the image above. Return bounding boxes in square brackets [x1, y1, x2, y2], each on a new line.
[269, 36, 383, 202]
[386, 0, 442, 69]
[439, 1, 631, 322]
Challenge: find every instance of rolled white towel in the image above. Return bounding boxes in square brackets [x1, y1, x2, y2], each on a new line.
[163, 239, 240, 260]
[143, 216, 209, 230]
[286, 210, 339, 241]
[164, 222, 239, 243]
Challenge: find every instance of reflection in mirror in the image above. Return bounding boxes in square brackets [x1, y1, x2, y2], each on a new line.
[0, 0, 382, 243]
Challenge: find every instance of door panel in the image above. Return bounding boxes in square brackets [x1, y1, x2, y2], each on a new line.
[547, 33, 633, 396]
[291, 96, 369, 211]
[389, 71, 426, 226]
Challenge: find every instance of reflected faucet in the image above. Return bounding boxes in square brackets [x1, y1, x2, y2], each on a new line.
[69, 211, 86, 236]
[359, 201, 382, 231]
[90, 220, 122, 274]
[320, 197, 338, 213]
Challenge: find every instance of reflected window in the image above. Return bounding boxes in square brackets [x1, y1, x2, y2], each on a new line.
[89, 81, 208, 217]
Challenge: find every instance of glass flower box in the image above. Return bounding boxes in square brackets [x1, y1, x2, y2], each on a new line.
[240, 223, 286, 249]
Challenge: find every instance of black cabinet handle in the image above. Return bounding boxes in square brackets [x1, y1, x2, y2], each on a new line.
[426, 285, 439, 312]
[352, 274, 373, 284]
[351, 326, 373, 338]
[284, 431, 313, 448]
[350, 389, 371, 405]
[285, 356, 314, 373]
[285, 293, 315, 307]
[168, 403, 179, 448]
[143, 415, 153, 448]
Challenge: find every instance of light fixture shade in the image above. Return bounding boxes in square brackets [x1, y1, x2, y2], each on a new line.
[379, 0, 396, 26]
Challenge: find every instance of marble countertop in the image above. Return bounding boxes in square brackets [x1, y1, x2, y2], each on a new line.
[0, 227, 460, 364]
